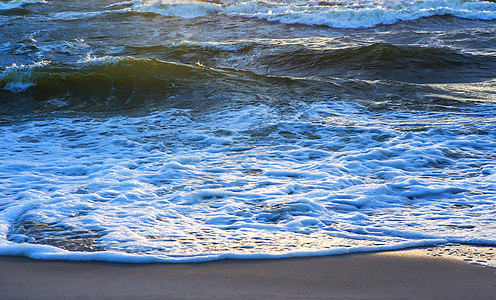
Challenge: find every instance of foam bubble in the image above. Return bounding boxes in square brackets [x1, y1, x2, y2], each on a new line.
[1, 99, 495, 262]
[77, 54, 123, 66]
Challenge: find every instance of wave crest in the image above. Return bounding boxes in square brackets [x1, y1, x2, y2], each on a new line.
[259, 43, 496, 83]
[0, 57, 230, 112]
[125, 0, 496, 28]
[0, 0, 45, 11]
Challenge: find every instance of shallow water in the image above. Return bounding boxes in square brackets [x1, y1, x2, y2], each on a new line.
[0, 0, 495, 265]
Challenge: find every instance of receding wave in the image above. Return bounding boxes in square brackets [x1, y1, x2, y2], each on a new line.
[125, 0, 496, 28]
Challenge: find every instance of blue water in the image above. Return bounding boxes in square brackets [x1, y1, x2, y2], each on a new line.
[0, 0, 495, 264]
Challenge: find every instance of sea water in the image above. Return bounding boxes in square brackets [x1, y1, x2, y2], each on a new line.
[0, 0, 495, 265]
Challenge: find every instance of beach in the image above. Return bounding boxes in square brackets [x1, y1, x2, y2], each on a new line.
[1, 247, 495, 299]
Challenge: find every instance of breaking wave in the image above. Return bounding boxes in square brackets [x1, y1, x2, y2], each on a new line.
[1, 42, 495, 115]
[0, 57, 245, 112]
[0, 0, 45, 11]
[125, 0, 496, 28]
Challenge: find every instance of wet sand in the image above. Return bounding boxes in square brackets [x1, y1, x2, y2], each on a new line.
[1, 249, 495, 300]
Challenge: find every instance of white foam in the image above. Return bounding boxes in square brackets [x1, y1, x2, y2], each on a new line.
[1, 98, 495, 263]
[51, 11, 109, 21]
[0, 238, 445, 263]
[130, 0, 222, 18]
[76, 54, 123, 66]
[169, 40, 255, 52]
[0, 60, 49, 92]
[0, 0, 46, 11]
[126, 0, 496, 28]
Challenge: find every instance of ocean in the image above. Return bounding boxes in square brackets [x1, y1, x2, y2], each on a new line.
[0, 0, 495, 265]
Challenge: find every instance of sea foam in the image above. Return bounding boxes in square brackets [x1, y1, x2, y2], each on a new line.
[0, 0, 46, 11]
[125, 0, 496, 28]
[1, 99, 495, 263]
[130, 0, 222, 18]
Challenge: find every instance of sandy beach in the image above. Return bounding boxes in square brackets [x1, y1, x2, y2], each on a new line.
[1, 248, 495, 300]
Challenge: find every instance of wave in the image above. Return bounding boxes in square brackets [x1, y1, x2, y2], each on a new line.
[26, 0, 496, 26]
[124, 41, 257, 62]
[0, 56, 322, 114]
[259, 43, 496, 83]
[0, 0, 45, 11]
[124, 42, 496, 84]
[126, 0, 222, 18]
[124, 0, 496, 28]
[0, 57, 228, 112]
[1, 47, 492, 115]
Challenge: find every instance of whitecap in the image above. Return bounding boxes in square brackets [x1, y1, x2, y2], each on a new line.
[127, 0, 496, 28]
[0, 0, 46, 11]
[0, 60, 49, 92]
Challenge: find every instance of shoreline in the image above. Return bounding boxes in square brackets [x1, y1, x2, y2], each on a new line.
[1, 247, 495, 299]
